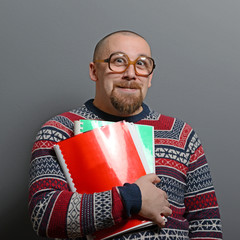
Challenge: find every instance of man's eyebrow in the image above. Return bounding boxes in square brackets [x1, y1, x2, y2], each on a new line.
[139, 54, 152, 58]
[109, 51, 151, 58]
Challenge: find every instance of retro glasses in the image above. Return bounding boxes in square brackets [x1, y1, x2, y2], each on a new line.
[95, 52, 155, 77]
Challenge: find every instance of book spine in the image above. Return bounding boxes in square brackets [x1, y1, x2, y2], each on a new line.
[53, 145, 77, 192]
[151, 128, 155, 172]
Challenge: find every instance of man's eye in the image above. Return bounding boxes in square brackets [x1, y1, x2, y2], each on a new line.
[136, 60, 146, 66]
[113, 58, 127, 65]
[115, 58, 125, 63]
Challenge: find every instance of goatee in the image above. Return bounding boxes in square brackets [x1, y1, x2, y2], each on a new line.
[110, 81, 143, 115]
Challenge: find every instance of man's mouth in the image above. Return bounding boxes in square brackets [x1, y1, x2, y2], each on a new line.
[115, 82, 141, 90]
[115, 85, 140, 94]
[117, 87, 138, 93]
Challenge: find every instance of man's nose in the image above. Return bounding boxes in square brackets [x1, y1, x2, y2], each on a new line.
[123, 64, 136, 79]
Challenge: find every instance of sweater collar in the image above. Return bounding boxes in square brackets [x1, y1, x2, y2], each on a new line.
[84, 99, 150, 123]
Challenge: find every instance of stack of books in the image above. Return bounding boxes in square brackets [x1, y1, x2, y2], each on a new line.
[54, 120, 155, 239]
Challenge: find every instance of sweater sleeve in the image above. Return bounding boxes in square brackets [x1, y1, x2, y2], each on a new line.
[184, 130, 223, 239]
[28, 115, 126, 238]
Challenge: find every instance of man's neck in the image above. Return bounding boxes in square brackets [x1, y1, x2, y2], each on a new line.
[84, 99, 150, 123]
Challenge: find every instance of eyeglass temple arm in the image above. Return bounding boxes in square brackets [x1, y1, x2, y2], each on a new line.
[94, 59, 109, 63]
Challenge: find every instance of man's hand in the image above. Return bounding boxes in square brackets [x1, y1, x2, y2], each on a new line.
[135, 173, 172, 228]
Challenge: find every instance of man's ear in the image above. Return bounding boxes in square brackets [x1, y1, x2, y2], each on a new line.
[89, 62, 98, 82]
[148, 73, 153, 88]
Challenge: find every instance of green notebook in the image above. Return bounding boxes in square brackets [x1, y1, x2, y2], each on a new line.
[74, 119, 155, 173]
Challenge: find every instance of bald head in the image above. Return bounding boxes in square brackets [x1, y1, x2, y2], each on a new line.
[93, 30, 150, 61]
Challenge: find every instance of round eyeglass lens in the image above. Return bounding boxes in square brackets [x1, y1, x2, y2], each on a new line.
[135, 57, 154, 75]
[109, 54, 128, 72]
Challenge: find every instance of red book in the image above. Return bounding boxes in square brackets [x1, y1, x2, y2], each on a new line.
[54, 121, 153, 239]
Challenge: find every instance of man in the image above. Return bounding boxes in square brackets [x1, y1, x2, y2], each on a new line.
[29, 30, 222, 239]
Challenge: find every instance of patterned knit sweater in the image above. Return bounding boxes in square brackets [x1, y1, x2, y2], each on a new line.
[29, 99, 223, 239]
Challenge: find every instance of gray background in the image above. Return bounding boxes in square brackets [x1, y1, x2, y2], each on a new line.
[0, 0, 239, 239]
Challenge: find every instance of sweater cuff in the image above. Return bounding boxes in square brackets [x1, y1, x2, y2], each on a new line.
[118, 183, 142, 217]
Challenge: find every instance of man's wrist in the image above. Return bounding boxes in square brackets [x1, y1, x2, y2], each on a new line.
[118, 183, 142, 217]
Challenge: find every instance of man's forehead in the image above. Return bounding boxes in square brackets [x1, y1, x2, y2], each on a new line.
[103, 34, 151, 56]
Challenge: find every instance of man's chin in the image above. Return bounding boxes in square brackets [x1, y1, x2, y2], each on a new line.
[110, 96, 143, 115]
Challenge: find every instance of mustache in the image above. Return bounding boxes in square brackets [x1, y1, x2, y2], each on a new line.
[114, 81, 141, 89]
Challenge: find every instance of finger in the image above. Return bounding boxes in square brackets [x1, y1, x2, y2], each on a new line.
[154, 214, 166, 228]
[162, 207, 172, 217]
[147, 173, 161, 184]
[163, 191, 168, 199]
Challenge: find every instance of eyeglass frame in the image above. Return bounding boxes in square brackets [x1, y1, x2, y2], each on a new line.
[94, 52, 156, 77]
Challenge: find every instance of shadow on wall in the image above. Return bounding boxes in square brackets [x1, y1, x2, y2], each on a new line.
[0, 191, 47, 240]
